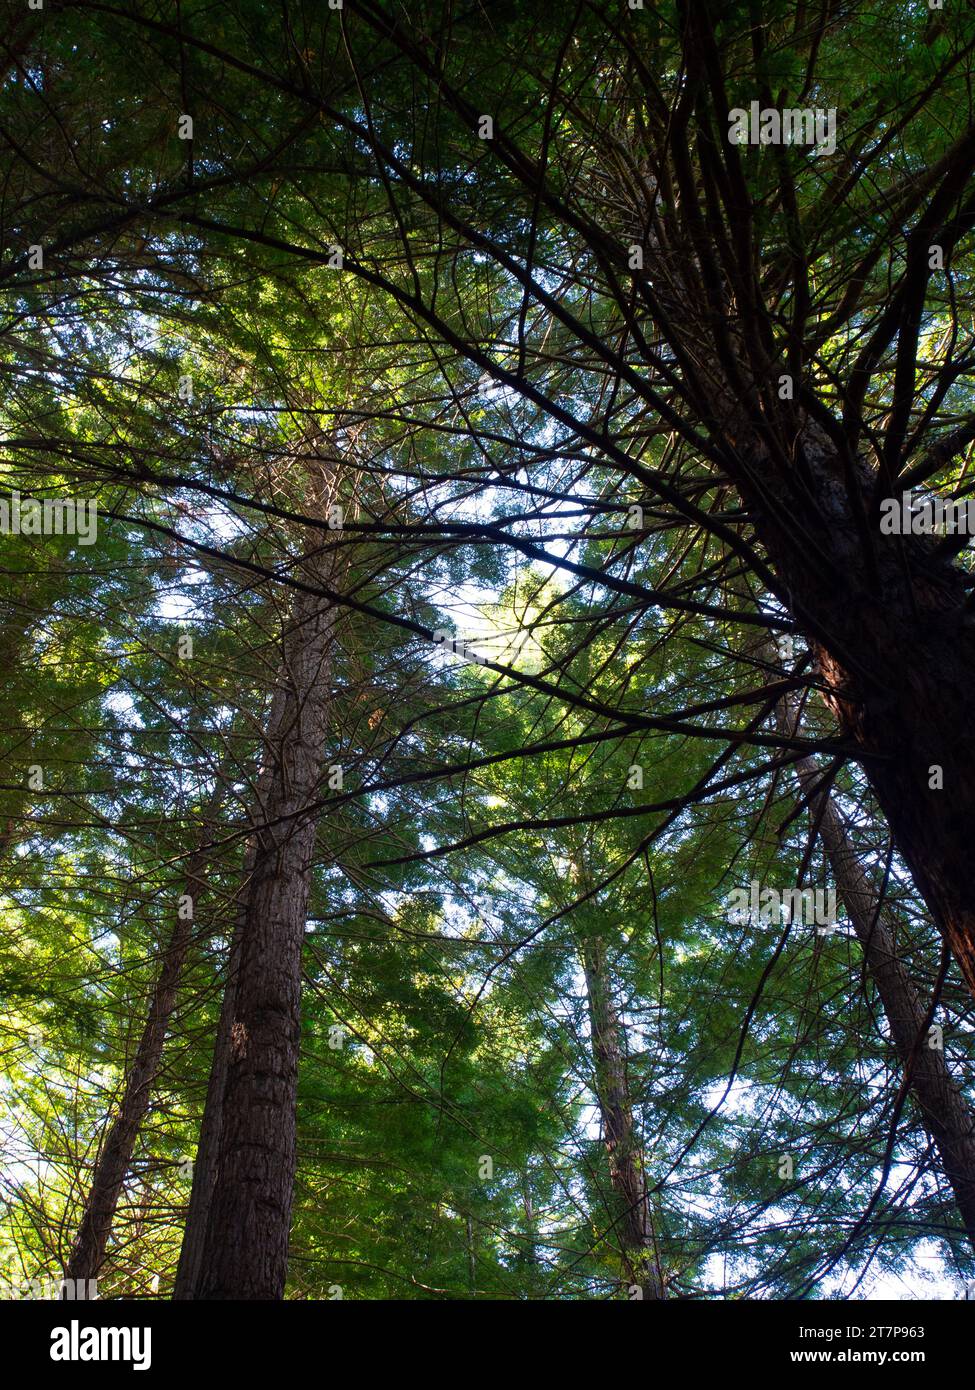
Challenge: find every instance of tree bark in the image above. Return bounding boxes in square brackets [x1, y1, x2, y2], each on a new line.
[768, 649, 975, 1247]
[465, 1213, 476, 1297]
[172, 846, 250, 1299]
[759, 442, 975, 1001]
[177, 468, 343, 1299]
[580, 934, 666, 1300]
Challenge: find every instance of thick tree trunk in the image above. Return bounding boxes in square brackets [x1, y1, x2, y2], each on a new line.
[742, 425, 975, 997]
[811, 618, 975, 997]
[62, 779, 228, 1292]
[816, 623, 975, 999]
[172, 850, 250, 1299]
[580, 935, 665, 1300]
[769, 652, 975, 1246]
[177, 470, 343, 1299]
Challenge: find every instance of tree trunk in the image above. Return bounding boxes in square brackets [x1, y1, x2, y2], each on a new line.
[768, 647, 975, 1246]
[816, 612, 975, 1000]
[741, 425, 975, 998]
[580, 935, 665, 1299]
[465, 1214, 476, 1297]
[62, 777, 228, 1292]
[172, 847, 251, 1299]
[177, 468, 343, 1299]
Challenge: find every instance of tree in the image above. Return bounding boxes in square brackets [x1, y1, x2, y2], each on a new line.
[4, 0, 975, 1303]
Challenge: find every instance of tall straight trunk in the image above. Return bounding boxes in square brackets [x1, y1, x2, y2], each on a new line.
[579, 935, 665, 1300]
[62, 776, 228, 1291]
[465, 1214, 476, 1297]
[177, 468, 344, 1299]
[768, 647, 975, 1246]
[172, 844, 251, 1299]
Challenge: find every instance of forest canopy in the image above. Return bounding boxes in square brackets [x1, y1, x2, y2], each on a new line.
[2, 0, 975, 1308]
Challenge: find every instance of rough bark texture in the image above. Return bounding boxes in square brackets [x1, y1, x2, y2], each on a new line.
[62, 780, 227, 1291]
[735, 423, 975, 999]
[770, 655, 975, 1246]
[665, 352, 975, 1001]
[172, 851, 249, 1300]
[580, 935, 665, 1300]
[178, 465, 343, 1300]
